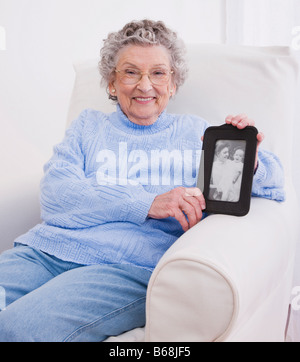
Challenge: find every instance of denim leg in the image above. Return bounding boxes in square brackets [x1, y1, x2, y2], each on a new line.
[0, 244, 81, 308]
[0, 261, 152, 342]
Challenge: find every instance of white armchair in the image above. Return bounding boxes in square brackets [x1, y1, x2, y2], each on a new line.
[68, 44, 299, 342]
[2, 44, 299, 342]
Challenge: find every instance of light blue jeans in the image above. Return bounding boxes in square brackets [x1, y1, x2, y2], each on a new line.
[0, 244, 152, 342]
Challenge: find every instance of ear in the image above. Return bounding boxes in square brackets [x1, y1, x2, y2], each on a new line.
[108, 82, 117, 97]
[170, 83, 177, 97]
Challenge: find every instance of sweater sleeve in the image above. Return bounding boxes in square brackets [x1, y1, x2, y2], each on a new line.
[251, 148, 285, 201]
[40, 110, 157, 229]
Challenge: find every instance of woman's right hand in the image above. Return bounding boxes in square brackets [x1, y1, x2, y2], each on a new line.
[148, 187, 206, 232]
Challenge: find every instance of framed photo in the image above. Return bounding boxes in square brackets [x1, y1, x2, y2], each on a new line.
[197, 124, 258, 216]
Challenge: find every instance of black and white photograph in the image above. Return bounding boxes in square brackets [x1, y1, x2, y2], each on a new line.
[200, 123, 259, 217]
[208, 140, 246, 202]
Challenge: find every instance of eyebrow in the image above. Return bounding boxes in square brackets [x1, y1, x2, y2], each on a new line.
[120, 62, 169, 69]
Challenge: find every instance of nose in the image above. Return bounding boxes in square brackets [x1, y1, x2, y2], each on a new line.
[137, 73, 153, 92]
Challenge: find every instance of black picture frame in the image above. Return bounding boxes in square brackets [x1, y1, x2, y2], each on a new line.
[197, 124, 258, 216]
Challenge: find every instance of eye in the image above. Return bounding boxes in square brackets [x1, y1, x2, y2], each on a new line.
[152, 70, 167, 77]
[124, 69, 139, 76]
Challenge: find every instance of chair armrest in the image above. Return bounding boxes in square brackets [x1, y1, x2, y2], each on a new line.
[145, 190, 299, 342]
[0, 122, 45, 254]
[0, 170, 42, 254]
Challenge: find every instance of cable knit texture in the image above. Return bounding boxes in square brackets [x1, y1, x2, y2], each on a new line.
[15, 105, 285, 270]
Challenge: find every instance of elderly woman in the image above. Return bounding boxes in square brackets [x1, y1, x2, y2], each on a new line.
[0, 20, 284, 341]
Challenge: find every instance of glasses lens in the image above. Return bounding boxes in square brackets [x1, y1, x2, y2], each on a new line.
[116, 69, 172, 85]
[121, 69, 139, 84]
[149, 70, 170, 85]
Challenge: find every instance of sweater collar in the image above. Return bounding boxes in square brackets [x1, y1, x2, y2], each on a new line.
[110, 104, 174, 135]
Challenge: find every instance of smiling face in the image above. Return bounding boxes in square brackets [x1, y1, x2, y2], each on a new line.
[233, 149, 244, 162]
[109, 45, 176, 126]
[217, 147, 229, 162]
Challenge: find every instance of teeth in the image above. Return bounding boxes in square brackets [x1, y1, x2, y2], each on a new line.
[135, 97, 154, 101]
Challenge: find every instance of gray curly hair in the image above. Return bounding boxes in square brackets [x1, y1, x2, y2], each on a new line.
[98, 19, 188, 101]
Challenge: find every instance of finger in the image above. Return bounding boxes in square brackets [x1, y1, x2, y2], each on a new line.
[226, 114, 249, 128]
[174, 209, 189, 232]
[226, 114, 246, 125]
[183, 195, 202, 222]
[194, 195, 206, 211]
[257, 132, 264, 146]
[255, 132, 264, 155]
[179, 199, 198, 228]
[236, 118, 255, 129]
[185, 193, 206, 212]
[233, 116, 255, 130]
[254, 132, 264, 170]
[232, 114, 247, 123]
[232, 115, 249, 128]
[184, 187, 202, 197]
[225, 115, 234, 124]
[185, 187, 206, 210]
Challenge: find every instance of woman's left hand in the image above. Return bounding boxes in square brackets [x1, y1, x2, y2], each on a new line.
[225, 114, 264, 170]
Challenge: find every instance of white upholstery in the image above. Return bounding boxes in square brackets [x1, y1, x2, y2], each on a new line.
[0, 123, 43, 253]
[68, 44, 299, 342]
[146, 196, 298, 341]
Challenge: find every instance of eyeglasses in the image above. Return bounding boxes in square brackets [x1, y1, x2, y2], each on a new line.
[115, 68, 174, 86]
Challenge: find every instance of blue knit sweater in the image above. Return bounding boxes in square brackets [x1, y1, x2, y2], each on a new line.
[15, 105, 285, 270]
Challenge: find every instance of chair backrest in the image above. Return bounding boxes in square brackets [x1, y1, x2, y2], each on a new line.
[67, 44, 299, 177]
